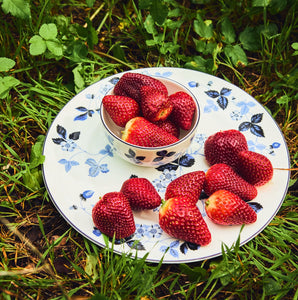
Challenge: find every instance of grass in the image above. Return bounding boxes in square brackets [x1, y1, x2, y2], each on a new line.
[0, 0, 297, 299]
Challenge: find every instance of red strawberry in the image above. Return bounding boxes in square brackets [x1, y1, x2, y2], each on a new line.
[205, 190, 257, 225]
[204, 163, 257, 201]
[114, 72, 168, 103]
[102, 95, 140, 127]
[165, 171, 205, 204]
[92, 192, 136, 239]
[154, 119, 180, 138]
[204, 129, 248, 169]
[140, 86, 173, 122]
[120, 177, 161, 210]
[159, 196, 211, 246]
[122, 117, 179, 147]
[236, 150, 273, 186]
[169, 91, 196, 130]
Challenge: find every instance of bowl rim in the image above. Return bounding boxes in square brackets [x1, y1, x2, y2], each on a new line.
[100, 74, 201, 150]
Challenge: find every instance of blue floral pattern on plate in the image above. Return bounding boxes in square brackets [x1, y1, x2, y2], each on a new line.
[43, 67, 290, 263]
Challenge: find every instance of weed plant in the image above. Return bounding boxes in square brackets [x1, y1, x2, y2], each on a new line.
[0, 0, 297, 299]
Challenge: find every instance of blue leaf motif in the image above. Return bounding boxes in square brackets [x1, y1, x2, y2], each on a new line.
[76, 106, 88, 112]
[59, 159, 79, 172]
[57, 125, 67, 138]
[99, 144, 113, 157]
[220, 87, 231, 96]
[69, 131, 80, 140]
[74, 113, 88, 121]
[169, 248, 179, 258]
[205, 90, 220, 98]
[251, 124, 264, 137]
[251, 113, 263, 123]
[85, 158, 97, 167]
[217, 96, 228, 110]
[236, 101, 256, 115]
[238, 122, 251, 132]
[170, 240, 180, 248]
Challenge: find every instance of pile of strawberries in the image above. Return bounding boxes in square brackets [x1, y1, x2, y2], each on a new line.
[92, 129, 274, 247]
[102, 72, 196, 147]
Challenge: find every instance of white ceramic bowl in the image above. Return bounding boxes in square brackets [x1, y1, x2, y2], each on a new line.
[100, 74, 200, 167]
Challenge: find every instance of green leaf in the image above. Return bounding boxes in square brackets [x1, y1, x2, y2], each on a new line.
[0, 57, 16, 72]
[46, 39, 63, 57]
[73, 65, 85, 92]
[194, 14, 213, 39]
[85, 253, 99, 281]
[1, 0, 31, 19]
[29, 35, 47, 56]
[23, 167, 43, 191]
[224, 44, 248, 67]
[0, 76, 20, 99]
[138, 0, 152, 10]
[29, 135, 45, 169]
[239, 26, 261, 51]
[149, 0, 168, 25]
[184, 56, 214, 74]
[85, 18, 98, 49]
[39, 23, 58, 40]
[144, 14, 157, 35]
[179, 264, 208, 282]
[220, 17, 236, 44]
[67, 41, 88, 63]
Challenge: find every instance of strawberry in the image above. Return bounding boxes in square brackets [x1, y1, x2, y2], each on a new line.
[205, 190, 257, 225]
[236, 150, 273, 186]
[165, 171, 205, 204]
[92, 192, 136, 239]
[140, 86, 173, 122]
[204, 163, 257, 201]
[122, 117, 179, 147]
[168, 91, 196, 130]
[114, 72, 168, 103]
[154, 119, 180, 138]
[102, 95, 140, 127]
[204, 129, 248, 169]
[159, 196, 211, 246]
[120, 177, 161, 210]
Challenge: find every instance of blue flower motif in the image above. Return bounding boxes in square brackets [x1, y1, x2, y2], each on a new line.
[235, 101, 256, 115]
[58, 159, 79, 172]
[230, 110, 242, 121]
[135, 224, 162, 239]
[152, 169, 177, 193]
[160, 240, 180, 258]
[85, 159, 109, 177]
[61, 140, 77, 152]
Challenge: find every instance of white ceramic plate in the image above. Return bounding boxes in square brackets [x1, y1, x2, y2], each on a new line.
[42, 67, 290, 264]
